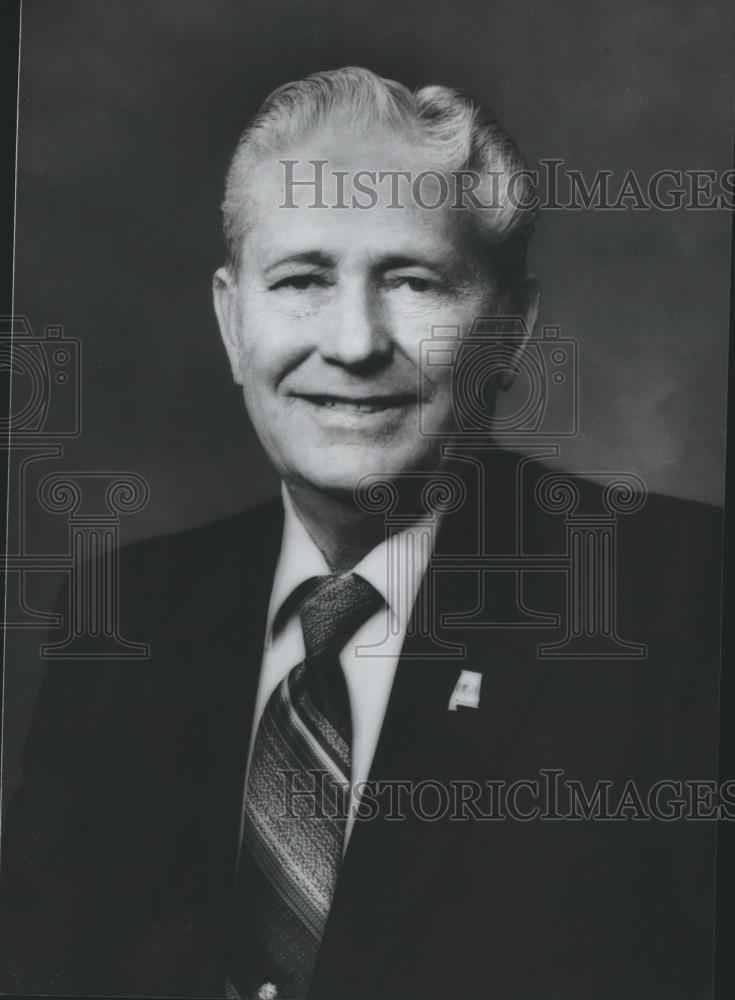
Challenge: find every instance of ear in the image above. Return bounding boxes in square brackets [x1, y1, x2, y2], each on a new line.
[498, 276, 540, 391]
[212, 266, 244, 386]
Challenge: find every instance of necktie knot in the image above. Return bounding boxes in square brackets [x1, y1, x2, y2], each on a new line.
[299, 573, 383, 660]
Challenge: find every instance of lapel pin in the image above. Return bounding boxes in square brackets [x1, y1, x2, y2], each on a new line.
[448, 670, 483, 711]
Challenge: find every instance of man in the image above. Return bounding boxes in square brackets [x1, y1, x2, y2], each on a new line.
[0, 68, 723, 999]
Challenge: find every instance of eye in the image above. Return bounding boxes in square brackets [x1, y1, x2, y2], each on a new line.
[402, 276, 432, 292]
[387, 275, 437, 293]
[269, 274, 327, 291]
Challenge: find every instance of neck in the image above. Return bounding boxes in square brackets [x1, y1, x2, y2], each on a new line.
[286, 480, 429, 573]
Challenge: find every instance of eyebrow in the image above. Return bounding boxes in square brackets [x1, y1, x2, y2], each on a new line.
[262, 249, 449, 275]
[262, 251, 334, 274]
[376, 253, 446, 272]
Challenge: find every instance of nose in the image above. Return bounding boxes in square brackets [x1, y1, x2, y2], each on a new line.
[319, 280, 392, 371]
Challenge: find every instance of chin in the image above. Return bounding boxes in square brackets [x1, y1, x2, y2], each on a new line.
[288, 443, 442, 499]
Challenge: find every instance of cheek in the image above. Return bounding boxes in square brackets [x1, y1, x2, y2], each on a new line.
[389, 295, 488, 351]
[235, 309, 294, 391]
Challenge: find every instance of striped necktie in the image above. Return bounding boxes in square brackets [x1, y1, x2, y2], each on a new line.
[226, 573, 383, 1000]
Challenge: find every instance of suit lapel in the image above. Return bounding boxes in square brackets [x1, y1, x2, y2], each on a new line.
[310, 464, 557, 999]
[155, 501, 285, 901]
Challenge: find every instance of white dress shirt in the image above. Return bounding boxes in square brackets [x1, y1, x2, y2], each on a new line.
[246, 485, 436, 843]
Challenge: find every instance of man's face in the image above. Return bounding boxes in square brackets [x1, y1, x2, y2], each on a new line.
[214, 123, 534, 497]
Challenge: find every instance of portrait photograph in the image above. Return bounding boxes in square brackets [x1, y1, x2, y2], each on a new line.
[0, 1, 733, 998]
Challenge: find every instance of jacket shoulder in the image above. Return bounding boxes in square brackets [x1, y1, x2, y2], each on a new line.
[112, 495, 284, 626]
[119, 495, 283, 570]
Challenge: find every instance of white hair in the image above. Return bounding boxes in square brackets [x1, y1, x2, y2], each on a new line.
[221, 66, 537, 291]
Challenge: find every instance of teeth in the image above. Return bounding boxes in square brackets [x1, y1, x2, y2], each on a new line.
[321, 399, 382, 412]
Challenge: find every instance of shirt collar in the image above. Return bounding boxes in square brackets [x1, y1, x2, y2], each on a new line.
[266, 484, 437, 640]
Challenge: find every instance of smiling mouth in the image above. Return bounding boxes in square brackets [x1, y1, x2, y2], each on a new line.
[296, 394, 414, 413]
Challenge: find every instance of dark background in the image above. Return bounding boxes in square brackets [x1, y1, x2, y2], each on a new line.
[4, 0, 734, 853]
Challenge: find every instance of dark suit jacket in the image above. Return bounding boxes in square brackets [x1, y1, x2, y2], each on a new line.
[0, 450, 723, 999]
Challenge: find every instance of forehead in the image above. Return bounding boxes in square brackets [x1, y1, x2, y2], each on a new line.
[238, 122, 478, 269]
